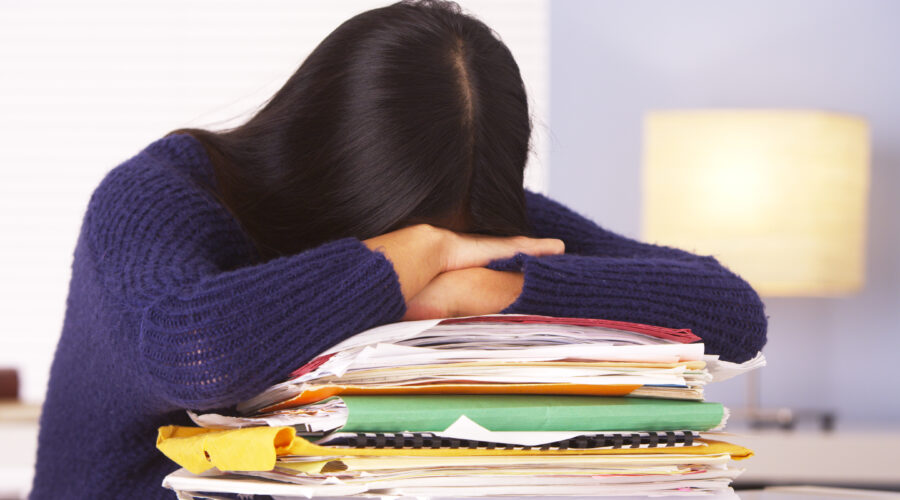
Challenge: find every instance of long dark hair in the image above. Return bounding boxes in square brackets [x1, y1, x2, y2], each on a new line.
[168, 0, 533, 261]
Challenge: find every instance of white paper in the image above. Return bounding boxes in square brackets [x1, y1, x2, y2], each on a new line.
[320, 319, 442, 355]
[348, 343, 704, 371]
[435, 415, 590, 446]
[164, 466, 742, 500]
[190, 400, 349, 432]
[162, 468, 368, 498]
[705, 351, 766, 382]
[188, 410, 265, 429]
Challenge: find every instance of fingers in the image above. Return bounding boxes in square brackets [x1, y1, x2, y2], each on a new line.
[482, 235, 565, 261]
[443, 232, 565, 271]
[510, 235, 565, 257]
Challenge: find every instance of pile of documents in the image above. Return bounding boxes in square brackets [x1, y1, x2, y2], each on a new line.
[157, 314, 764, 498]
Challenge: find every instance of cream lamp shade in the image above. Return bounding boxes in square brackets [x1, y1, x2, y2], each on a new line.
[642, 110, 870, 296]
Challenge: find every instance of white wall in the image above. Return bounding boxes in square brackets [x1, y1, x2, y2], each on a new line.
[550, 0, 900, 423]
[0, 0, 549, 403]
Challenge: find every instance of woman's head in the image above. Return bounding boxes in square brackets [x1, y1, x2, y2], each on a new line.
[172, 0, 533, 260]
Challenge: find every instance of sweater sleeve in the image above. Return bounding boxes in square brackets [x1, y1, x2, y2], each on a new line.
[488, 190, 767, 363]
[85, 157, 406, 411]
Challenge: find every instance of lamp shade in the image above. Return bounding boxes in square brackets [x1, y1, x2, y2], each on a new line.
[642, 110, 869, 296]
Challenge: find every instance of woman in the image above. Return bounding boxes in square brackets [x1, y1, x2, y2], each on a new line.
[31, 1, 767, 498]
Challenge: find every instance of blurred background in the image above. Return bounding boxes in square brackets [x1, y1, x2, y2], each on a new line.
[1, 0, 898, 497]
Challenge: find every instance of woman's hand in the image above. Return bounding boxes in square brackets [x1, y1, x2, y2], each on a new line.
[363, 224, 562, 302]
[440, 231, 564, 272]
[403, 268, 525, 321]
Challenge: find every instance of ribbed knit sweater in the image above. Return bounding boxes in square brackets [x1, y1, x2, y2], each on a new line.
[31, 133, 766, 498]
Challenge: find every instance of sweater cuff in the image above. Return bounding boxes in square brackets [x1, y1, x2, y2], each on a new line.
[498, 254, 562, 315]
[485, 253, 528, 273]
[498, 253, 619, 317]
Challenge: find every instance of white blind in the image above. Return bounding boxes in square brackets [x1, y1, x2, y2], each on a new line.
[0, 0, 549, 403]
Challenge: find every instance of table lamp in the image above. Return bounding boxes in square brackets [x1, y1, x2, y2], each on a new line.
[641, 109, 870, 427]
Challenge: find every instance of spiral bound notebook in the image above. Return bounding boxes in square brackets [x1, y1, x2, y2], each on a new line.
[313, 430, 699, 450]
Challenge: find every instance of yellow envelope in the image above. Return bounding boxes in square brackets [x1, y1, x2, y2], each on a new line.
[156, 425, 294, 474]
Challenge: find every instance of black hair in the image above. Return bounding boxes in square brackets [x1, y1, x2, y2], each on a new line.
[168, 0, 533, 261]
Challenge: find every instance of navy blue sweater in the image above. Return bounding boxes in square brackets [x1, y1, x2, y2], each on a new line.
[31, 133, 766, 498]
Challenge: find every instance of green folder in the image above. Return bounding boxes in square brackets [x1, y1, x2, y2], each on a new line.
[340, 395, 724, 433]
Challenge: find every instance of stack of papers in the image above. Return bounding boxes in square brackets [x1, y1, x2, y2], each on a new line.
[156, 314, 764, 498]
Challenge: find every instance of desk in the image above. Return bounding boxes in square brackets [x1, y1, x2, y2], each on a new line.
[727, 430, 900, 488]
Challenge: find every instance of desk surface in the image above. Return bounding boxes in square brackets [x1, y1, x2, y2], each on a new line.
[725, 430, 900, 487]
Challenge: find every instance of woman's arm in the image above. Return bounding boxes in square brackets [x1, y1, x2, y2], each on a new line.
[87, 163, 406, 411]
[483, 190, 768, 363]
[87, 161, 562, 411]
